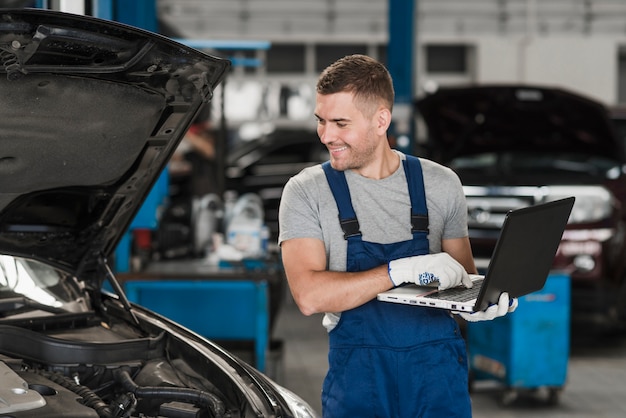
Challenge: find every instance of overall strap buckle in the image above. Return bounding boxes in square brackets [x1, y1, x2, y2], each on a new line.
[340, 218, 362, 239]
[411, 214, 429, 234]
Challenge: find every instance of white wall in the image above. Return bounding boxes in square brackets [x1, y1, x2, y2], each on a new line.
[161, 0, 626, 107]
[476, 36, 619, 103]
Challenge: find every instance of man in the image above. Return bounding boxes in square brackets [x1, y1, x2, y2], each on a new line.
[278, 54, 516, 417]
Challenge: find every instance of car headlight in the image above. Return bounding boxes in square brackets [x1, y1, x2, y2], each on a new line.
[275, 384, 320, 418]
[545, 186, 613, 223]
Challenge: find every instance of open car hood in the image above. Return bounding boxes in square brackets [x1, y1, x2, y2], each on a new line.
[415, 85, 626, 164]
[0, 9, 229, 275]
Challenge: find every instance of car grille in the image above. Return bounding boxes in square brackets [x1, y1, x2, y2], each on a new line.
[463, 186, 545, 229]
[464, 186, 547, 268]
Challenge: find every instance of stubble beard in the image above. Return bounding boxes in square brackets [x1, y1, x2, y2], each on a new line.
[328, 140, 378, 172]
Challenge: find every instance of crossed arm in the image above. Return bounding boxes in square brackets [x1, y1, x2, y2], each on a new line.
[281, 236, 477, 316]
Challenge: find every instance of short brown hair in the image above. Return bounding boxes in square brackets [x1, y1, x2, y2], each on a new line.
[316, 54, 394, 116]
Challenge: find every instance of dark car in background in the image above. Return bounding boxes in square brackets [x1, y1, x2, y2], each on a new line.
[225, 127, 328, 242]
[0, 9, 318, 418]
[416, 85, 626, 329]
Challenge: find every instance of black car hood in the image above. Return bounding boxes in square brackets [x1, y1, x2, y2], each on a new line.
[415, 85, 626, 164]
[0, 9, 229, 275]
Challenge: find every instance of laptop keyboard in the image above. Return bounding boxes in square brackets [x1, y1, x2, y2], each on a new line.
[424, 279, 484, 302]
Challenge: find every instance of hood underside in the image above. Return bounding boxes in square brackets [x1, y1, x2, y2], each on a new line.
[415, 85, 626, 164]
[0, 9, 230, 274]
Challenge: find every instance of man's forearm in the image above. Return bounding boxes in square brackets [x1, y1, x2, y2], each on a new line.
[287, 264, 392, 316]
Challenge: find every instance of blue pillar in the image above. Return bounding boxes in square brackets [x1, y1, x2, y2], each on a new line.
[388, 0, 416, 155]
[93, 0, 114, 21]
[112, 0, 157, 32]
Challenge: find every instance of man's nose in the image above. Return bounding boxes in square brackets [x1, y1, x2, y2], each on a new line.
[318, 124, 332, 144]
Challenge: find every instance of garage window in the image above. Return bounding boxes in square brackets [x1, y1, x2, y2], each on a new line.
[426, 44, 468, 73]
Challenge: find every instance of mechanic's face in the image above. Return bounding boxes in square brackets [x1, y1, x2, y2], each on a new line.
[315, 91, 381, 172]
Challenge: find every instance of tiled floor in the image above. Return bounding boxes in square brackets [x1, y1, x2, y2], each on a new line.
[272, 295, 626, 417]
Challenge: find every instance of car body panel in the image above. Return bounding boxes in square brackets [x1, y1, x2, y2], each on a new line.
[416, 84, 626, 163]
[0, 8, 228, 279]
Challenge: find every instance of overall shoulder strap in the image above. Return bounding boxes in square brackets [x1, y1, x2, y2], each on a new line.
[402, 155, 429, 234]
[321, 162, 361, 239]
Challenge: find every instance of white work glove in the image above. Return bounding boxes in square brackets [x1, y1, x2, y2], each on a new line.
[388, 253, 473, 290]
[458, 292, 518, 322]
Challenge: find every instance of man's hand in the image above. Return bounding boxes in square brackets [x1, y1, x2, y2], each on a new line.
[458, 292, 518, 322]
[388, 253, 473, 290]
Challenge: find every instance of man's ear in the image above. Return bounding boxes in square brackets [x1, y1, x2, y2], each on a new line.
[376, 107, 392, 134]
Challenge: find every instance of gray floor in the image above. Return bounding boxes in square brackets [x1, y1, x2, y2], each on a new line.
[271, 295, 626, 417]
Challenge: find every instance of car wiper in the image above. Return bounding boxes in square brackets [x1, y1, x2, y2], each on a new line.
[0, 296, 65, 317]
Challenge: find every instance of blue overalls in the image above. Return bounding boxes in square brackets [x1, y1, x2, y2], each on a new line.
[321, 156, 471, 418]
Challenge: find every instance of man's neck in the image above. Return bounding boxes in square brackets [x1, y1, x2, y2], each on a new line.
[353, 148, 400, 180]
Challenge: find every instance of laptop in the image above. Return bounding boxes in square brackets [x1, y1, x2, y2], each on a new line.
[377, 196, 575, 313]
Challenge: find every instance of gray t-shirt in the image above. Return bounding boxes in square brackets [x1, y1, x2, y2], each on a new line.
[278, 151, 469, 330]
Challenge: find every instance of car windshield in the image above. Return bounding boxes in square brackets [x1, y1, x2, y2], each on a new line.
[0, 255, 89, 317]
[450, 152, 621, 179]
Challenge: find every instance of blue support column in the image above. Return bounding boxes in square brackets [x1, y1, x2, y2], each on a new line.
[112, 0, 157, 32]
[93, 0, 114, 21]
[388, 0, 416, 155]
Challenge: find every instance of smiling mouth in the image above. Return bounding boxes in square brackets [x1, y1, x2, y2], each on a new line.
[329, 146, 347, 154]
